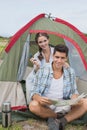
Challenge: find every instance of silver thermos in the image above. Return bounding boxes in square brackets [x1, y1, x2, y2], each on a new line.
[2, 102, 12, 128]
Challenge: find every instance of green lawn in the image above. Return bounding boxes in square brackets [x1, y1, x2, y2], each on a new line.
[0, 119, 86, 130]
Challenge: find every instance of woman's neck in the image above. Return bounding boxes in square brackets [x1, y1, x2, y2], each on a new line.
[42, 46, 50, 53]
[42, 46, 51, 62]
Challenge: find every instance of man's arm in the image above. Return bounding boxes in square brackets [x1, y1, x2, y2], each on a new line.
[69, 67, 79, 98]
[32, 94, 52, 106]
[29, 69, 41, 102]
[32, 94, 41, 101]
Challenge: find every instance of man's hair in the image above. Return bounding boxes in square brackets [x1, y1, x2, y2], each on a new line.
[53, 44, 69, 57]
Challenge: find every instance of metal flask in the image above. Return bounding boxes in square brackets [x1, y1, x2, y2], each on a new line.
[2, 102, 12, 128]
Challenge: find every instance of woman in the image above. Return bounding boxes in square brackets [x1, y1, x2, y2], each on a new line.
[30, 32, 54, 72]
[26, 32, 69, 103]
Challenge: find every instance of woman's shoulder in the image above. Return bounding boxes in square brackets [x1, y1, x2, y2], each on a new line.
[50, 46, 54, 50]
[50, 46, 54, 54]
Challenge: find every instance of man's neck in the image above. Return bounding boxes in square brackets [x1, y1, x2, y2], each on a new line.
[52, 63, 63, 79]
[52, 63, 63, 72]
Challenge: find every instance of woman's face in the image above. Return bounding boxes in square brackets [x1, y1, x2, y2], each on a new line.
[37, 36, 49, 50]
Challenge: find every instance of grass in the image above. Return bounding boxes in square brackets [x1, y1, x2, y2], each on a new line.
[0, 37, 9, 55]
[0, 119, 86, 130]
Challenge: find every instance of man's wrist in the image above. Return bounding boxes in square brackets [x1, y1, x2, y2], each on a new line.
[32, 94, 40, 100]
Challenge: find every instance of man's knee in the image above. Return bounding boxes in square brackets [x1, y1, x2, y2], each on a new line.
[29, 100, 39, 113]
[82, 99, 87, 111]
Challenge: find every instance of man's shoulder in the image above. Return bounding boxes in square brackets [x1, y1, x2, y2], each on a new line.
[41, 63, 51, 68]
[38, 63, 52, 73]
[36, 64, 52, 79]
[68, 67, 75, 71]
[64, 67, 75, 75]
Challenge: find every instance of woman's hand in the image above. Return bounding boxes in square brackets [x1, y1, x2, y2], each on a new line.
[63, 62, 70, 68]
[30, 57, 40, 71]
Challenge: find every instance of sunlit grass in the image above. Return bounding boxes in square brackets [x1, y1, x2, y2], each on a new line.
[0, 119, 86, 130]
[0, 46, 5, 52]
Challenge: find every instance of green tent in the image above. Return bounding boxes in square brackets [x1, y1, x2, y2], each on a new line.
[0, 13, 87, 111]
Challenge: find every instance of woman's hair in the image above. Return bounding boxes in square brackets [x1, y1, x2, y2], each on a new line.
[35, 32, 49, 61]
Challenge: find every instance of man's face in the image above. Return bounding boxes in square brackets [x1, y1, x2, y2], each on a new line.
[53, 51, 67, 69]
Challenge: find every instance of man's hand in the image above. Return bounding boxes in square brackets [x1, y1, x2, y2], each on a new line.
[71, 94, 79, 99]
[71, 100, 83, 106]
[32, 94, 52, 106]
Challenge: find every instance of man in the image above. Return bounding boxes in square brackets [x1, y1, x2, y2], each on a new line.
[29, 44, 87, 130]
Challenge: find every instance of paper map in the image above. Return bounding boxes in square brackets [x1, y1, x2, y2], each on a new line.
[49, 93, 87, 106]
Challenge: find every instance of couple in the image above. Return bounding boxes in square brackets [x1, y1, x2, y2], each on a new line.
[26, 32, 87, 130]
